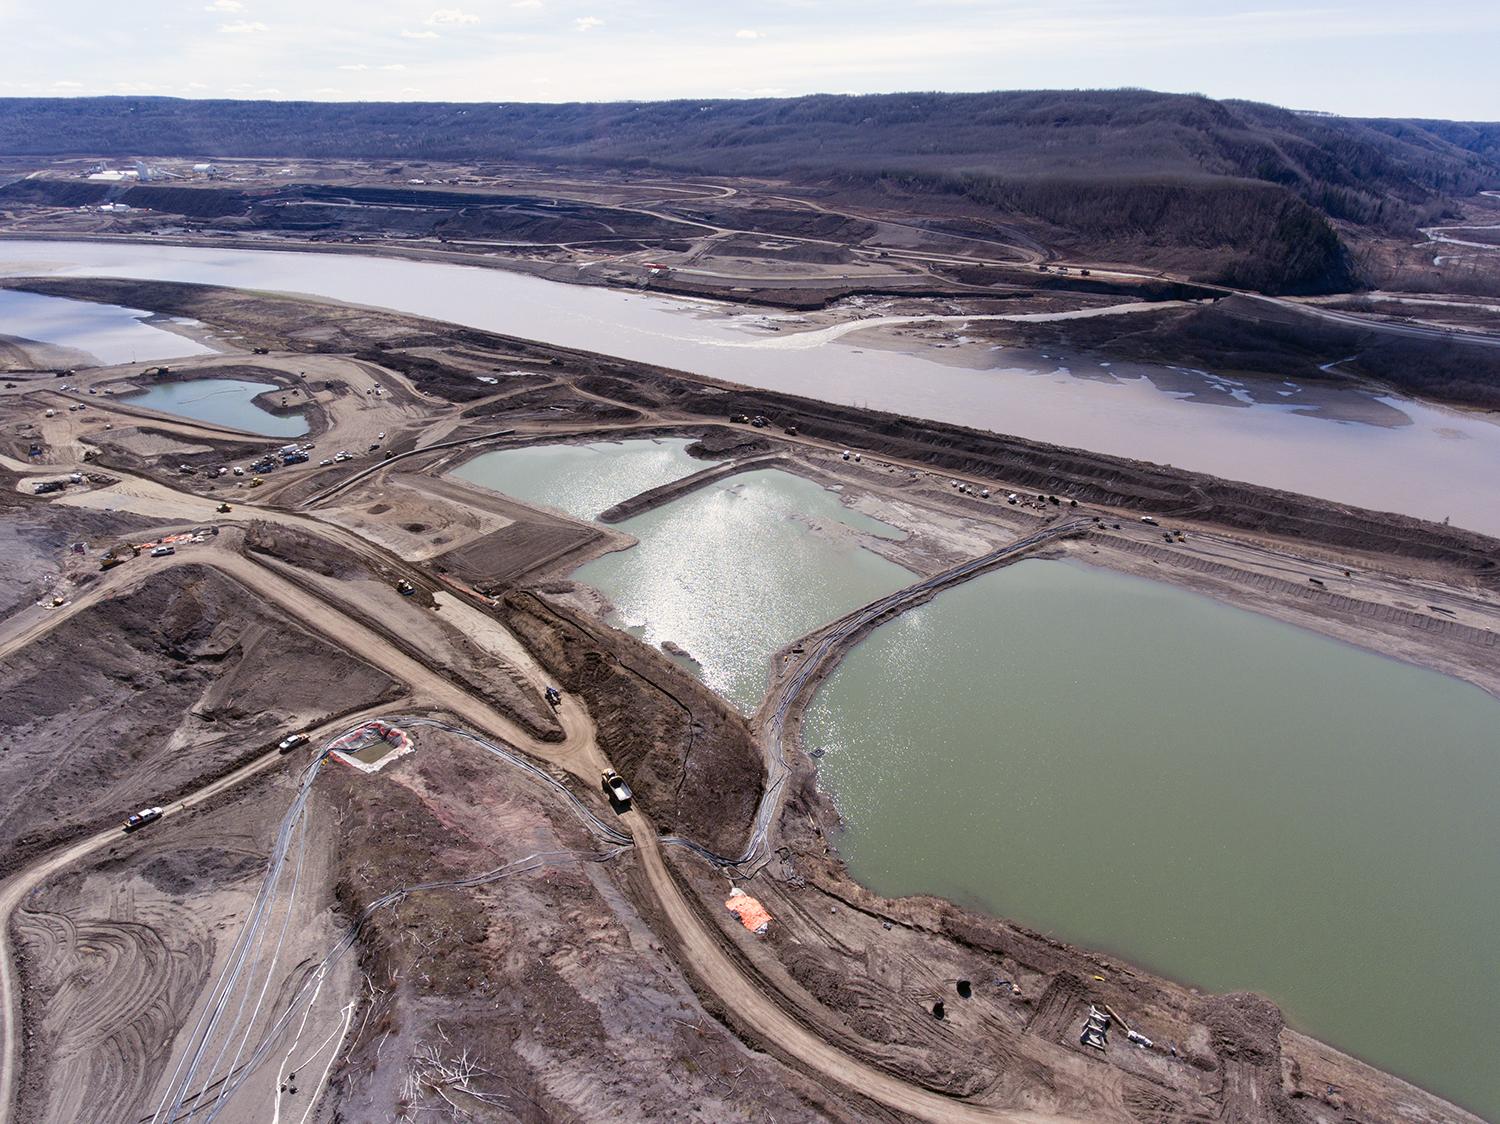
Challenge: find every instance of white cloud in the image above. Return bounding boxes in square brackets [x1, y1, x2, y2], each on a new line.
[734, 29, 763, 40]
[400, 29, 439, 39]
[52, 80, 83, 89]
[512, 0, 543, 7]
[425, 8, 478, 25]
[256, 87, 282, 95]
[219, 20, 267, 33]
[338, 63, 369, 71]
[382, 63, 407, 71]
[574, 15, 603, 31]
[203, 0, 242, 10]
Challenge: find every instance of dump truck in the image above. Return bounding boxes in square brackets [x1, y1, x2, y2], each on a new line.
[602, 771, 633, 806]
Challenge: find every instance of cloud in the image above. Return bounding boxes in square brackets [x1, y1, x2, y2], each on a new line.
[52, 80, 83, 89]
[338, 63, 369, 71]
[203, 0, 242, 10]
[425, 8, 478, 25]
[512, 0, 542, 7]
[400, 29, 439, 39]
[382, 63, 407, 71]
[219, 20, 267, 33]
[734, 29, 763, 40]
[574, 15, 603, 31]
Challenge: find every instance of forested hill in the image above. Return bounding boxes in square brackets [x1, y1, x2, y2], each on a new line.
[4, 89, 1497, 294]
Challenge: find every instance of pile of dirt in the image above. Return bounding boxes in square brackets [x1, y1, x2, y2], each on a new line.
[498, 591, 762, 856]
[434, 518, 604, 591]
[0, 469, 154, 619]
[0, 564, 401, 871]
[460, 382, 642, 422]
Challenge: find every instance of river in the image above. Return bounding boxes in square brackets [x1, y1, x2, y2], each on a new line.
[0, 287, 216, 365]
[2, 240, 1497, 535]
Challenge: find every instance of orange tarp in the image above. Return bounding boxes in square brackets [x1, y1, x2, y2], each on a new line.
[725, 888, 771, 935]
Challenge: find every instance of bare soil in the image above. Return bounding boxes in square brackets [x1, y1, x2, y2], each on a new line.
[0, 563, 401, 873]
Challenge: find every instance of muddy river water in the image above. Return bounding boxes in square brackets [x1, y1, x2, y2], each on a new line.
[2, 240, 1498, 535]
[0, 286, 216, 365]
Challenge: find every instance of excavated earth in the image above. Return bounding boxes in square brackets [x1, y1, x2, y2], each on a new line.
[0, 273, 1493, 1124]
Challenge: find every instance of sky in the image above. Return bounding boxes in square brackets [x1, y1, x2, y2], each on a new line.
[1, 0, 1496, 120]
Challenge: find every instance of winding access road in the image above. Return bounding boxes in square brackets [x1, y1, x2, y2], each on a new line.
[0, 479, 1082, 1123]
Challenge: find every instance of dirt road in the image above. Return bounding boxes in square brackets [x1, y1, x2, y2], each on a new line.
[0, 707, 393, 1124]
[0, 485, 1081, 1122]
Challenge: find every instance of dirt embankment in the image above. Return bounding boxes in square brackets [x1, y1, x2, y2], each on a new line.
[571, 369, 1500, 581]
[243, 521, 563, 742]
[596, 454, 789, 523]
[21, 273, 1496, 578]
[0, 563, 402, 875]
[498, 591, 762, 857]
[0, 469, 154, 620]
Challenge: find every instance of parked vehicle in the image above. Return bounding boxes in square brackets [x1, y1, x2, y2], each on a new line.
[277, 732, 309, 753]
[150, 544, 175, 557]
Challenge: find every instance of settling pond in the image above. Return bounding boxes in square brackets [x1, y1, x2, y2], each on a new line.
[804, 559, 1500, 1119]
[0, 287, 216, 365]
[452, 437, 703, 521]
[124, 378, 310, 438]
[451, 439, 915, 712]
[3, 241, 1499, 535]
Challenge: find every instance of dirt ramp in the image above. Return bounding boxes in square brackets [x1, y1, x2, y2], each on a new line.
[498, 591, 762, 856]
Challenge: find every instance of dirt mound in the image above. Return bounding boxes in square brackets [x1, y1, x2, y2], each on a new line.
[499, 591, 762, 856]
[1195, 991, 1285, 1066]
[0, 564, 400, 870]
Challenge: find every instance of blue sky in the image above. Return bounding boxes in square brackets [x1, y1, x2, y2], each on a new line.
[1, 1, 1495, 119]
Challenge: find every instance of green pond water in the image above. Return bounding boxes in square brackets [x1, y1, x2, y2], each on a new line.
[451, 437, 704, 521]
[803, 558, 1500, 1119]
[125, 378, 308, 437]
[573, 468, 913, 711]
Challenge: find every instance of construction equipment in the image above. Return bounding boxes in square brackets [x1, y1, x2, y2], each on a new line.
[602, 771, 633, 806]
[1080, 1005, 1111, 1050]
